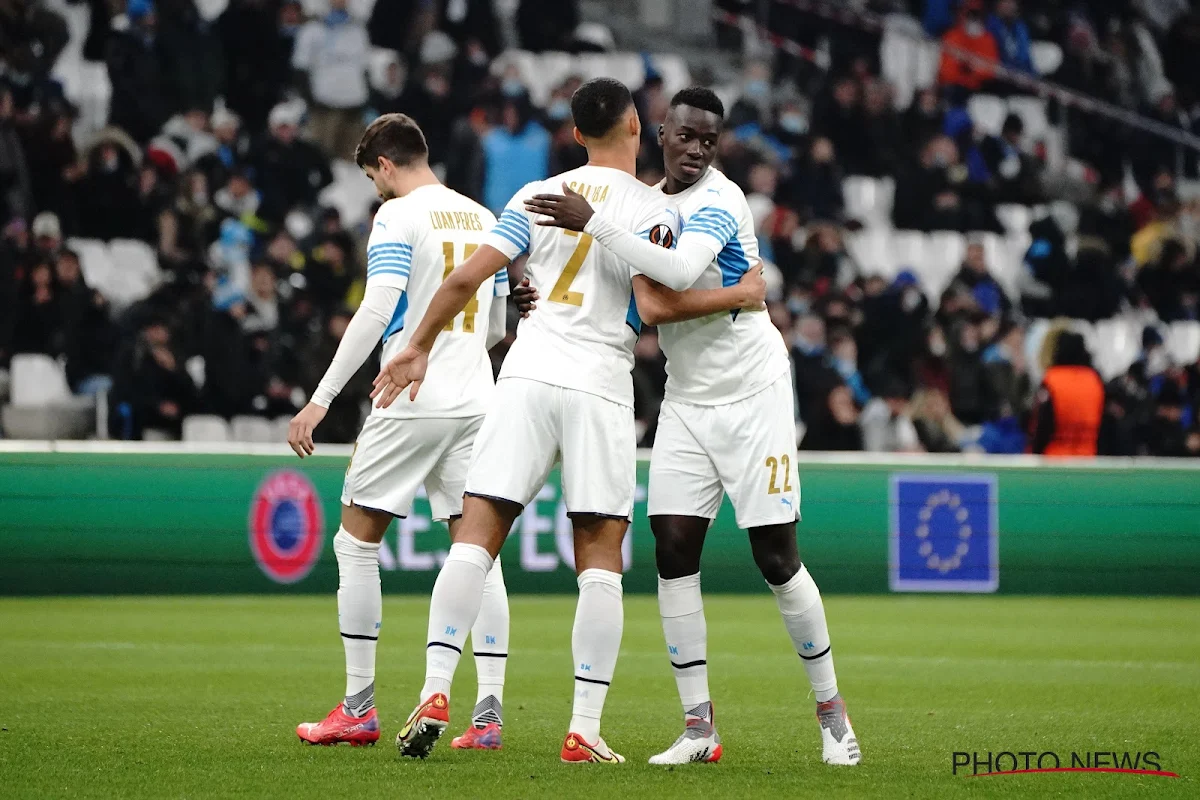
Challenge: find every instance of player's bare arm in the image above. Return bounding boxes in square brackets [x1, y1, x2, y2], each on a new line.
[371, 244, 511, 407]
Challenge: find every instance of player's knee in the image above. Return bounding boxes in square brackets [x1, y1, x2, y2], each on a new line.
[748, 526, 801, 586]
[651, 517, 705, 579]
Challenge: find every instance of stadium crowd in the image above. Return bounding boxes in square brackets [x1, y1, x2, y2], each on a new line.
[1, 0, 1199, 457]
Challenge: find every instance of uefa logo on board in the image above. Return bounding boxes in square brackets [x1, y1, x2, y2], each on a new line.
[249, 470, 325, 584]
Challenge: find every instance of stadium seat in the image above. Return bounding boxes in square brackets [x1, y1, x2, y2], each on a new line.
[924, 230, 966, 295]
[194, 0, 229, 20]
[843, 177, 885, 226]
[1167, 321, 1200, 366]
[67, 238, 114, 290]
[1092, 317, 1141, 380]
[890, 230, 927, 278]
[968, 95, 1007, 137]
[1030, 41, 1063, 76]
[10, 354, 72, 406]
[182, 415, 231, 443]
[273, 416, 294, 443]
[1006, 96, 1051, 143]
[995, 203, 1032, 237]
[231, 415, 276, 443]
[880, 24, 917, 108]
[0, 367, 8, 404]
[650, 53, 691, 96]
[845, 227, 894, 278]
[318, 160, 379, 228]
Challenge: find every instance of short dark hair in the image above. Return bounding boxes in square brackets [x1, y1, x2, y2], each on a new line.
[355, 113, 428, 169]
[669, 87, 725, 120]
[570, 78, 634, 138]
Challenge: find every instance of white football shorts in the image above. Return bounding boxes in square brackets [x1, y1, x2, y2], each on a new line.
[648, 374, 801, 528]
[465, 377, 636, 519]
[341, 414, 483, 521]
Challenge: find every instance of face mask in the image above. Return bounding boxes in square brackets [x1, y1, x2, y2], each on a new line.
[794, 337, 822, 356]
[744, 79, 770, 100]
[932, 152, 949, 168]
[192, 190, 208, 205]
[929, 337, 947, 357]
[834, 357, 857, 377]
[547, 99, 571, 122]
[102, 154, 120, 173]
[779, 113, 808, 135]
[902, 288, 922, 313]
[966, 20, 984, 36]
[325, 10, 349, 25]
[502, 79, 525, 98]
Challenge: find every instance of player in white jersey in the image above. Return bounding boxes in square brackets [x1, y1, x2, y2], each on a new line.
[288, 114, 512, 750]
[522, 88, 861, 766]
[371, 79, 763, 764]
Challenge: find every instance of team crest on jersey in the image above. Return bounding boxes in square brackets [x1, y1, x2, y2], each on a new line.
[249, 470, 325, 584]
[647, 223, 674, 249]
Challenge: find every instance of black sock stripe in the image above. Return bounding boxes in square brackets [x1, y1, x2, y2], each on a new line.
[473, 652, 508, 658]
[670, 658, 707, 670]
[574, 675, 611, 686]
[799, 645, 831, 661]
[427, 641, 463, 654]
[340, 632, 379, 641]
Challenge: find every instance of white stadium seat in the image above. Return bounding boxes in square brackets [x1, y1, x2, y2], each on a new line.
[231, 415, 276, 443]
[10, 354, 73, 407]
[843, 176, 884, 226]
[1167, 321, 1200, 366]
[1006, 96, 1051, 142]
[920, 231, 966, 299]
[182, 415, 232, 443]
[319, 160, 379, 228]
[67, 238, 114, 289]
[891, 230, 927, 275]
[968, 94, 1007, 137]
[1031, 41, 1063, 76]
[995, 203, 1032, 237]
[1092, 317, 1142, 380]
[845, 228, 893, 279]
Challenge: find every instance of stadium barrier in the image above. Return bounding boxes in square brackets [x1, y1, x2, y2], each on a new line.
[1, 443, 1197, 596]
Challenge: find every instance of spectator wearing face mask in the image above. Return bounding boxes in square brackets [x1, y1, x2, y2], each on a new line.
[106, 0, 174, 143]
[251, 103, 333, 225]
[1029, 331, 1105, 456]
[76, 136, 142, 240]
[937, 0, 1000, 93]
[729, 61, 774, 128]
[292, 0, 370, 160]
[482, 89, 550, 215]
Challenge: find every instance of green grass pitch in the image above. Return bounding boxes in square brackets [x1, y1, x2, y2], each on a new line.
[1, 595, 1197, 799]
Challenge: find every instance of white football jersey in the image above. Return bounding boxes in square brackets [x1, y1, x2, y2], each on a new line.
[367, 184, 507, 419]
[655, 167, 790, 405]
[484, 166, 676, 407]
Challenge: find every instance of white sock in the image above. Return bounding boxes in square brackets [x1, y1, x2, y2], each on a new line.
[470, 556, 509, 728]
[334, 528, 381, 717]
[769, 564, 839, 702]
[569, 568, 624, 743]
[421, 542, 494, 702]
[658, 573, 712, 723]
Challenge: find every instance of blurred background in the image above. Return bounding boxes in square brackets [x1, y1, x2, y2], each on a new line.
[2, 0, 1199, 459]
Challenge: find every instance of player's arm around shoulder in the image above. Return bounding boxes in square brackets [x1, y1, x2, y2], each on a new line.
[632, 262, 766, 326]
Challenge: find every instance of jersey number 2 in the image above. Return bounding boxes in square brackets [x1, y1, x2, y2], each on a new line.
[441, 241, 479, 332]
[548, 230, 592, 306]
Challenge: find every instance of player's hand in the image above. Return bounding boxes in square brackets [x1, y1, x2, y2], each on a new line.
[513, 277, 539, 318]
[288, 402, 327, 458]
[738, 262, 767, 311]
[371, 345, 429, 408]
[523, 182, 594, 231]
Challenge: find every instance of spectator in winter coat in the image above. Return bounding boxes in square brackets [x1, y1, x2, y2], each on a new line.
[482, 92, 550, 215]
[251, 104, 333, 225]
[109, 316, 198, 439]
[292, 0, 370, 159]
[937, 0, 1000, 93]
[0, 85, 32, 223]
[55, 249, 116, 391]
[517, 0, 580, 53]
[106, 0, 174, 143]
[800, 384, 864, 451]
[218, 0, 299, 135]
[986, 0, 1036, 76]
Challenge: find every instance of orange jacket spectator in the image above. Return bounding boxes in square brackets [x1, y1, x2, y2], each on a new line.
[938, 4, 1001, 92]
